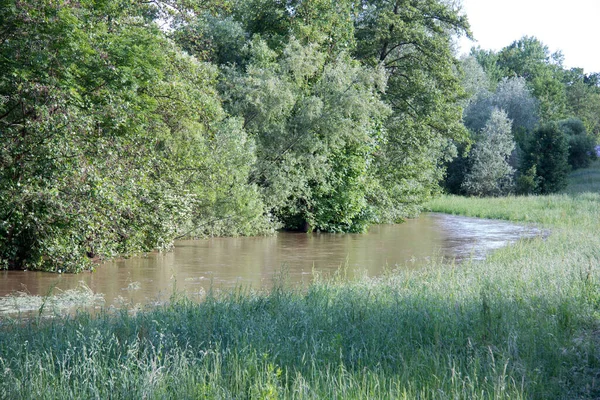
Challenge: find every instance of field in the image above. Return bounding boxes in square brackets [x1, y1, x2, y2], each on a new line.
[1, 166, 599, 399]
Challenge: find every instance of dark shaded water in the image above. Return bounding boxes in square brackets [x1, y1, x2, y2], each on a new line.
[0, 213, 541, 314]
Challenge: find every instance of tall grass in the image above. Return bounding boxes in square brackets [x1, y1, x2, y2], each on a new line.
[1, 167, 600, 398]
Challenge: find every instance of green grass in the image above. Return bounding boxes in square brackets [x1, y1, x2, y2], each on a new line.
[1, 167, 600, 399]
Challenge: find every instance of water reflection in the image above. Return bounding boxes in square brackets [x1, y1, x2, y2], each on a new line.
[0, 213, 541, 313]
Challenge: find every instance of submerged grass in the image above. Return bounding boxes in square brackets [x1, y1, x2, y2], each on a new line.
[0, 282, 105, 317]
[1, 167, 600, 398]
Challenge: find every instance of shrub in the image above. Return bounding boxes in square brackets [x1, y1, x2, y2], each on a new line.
[559, 118, 597, 170]
[520, 123, 569, 194]
[462, 109, 516, 196]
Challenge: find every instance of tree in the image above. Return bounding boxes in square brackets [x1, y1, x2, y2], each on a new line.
[559, 118, 597, 170]
[458, 56, 492, 108]
[496, 36, 567, 122]
[174, 14, 248, 65]
[462, 109, 515, 196]
[353, 0, 471, 220]
[520, 123, 569, 194]
[564, 69, 600, 138]
[464, 77, 538, 137]
[0, 0, 263, 271]
[228, 0, 357, 54]
[211, 0, 471, 228]
[222, 38, 390, 232]
[469, 47, 504, 88]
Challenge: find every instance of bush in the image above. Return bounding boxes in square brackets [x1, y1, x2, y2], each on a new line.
[462, 109, 516, 196]
[559, 118, 597, 170]
[520, 123, 570, 194]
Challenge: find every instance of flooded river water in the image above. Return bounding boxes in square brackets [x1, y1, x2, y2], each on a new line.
[0, 213, 541, 314]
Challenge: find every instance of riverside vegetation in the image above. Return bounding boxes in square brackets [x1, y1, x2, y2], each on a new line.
[3, 0, 600, 272]
[2, 1, 599, 397]
[1, 165, 599, 398]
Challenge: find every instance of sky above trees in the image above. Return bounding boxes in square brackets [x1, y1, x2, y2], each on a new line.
[457, 0, 600, 72]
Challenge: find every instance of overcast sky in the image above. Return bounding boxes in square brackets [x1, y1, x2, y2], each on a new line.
[456, 0, 600, 73]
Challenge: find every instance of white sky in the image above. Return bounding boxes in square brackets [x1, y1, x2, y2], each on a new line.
[457, 0, 600, 73]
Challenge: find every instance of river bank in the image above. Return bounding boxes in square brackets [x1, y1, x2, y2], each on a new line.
[1, 166, 599, 399]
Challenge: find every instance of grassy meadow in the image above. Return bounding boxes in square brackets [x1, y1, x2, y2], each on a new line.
[1, 167, 600, 399]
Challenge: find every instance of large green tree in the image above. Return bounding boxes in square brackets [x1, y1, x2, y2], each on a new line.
[195, 0, 471, 228]
[564, 68, 600, 138]
[222, 38, 390, 232]
[352, 0, 471, 220]
[0, 0, 262, 271]
[495, 36, 567, 122]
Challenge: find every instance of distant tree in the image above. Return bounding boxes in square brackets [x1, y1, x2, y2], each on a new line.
[462, 109, 515, 196]
[464, 77, 538, 137]
[493, 77, 539, 137]
[520, 123, 569, 194]
[174, 15, 248, 65]
[564, 69, 600, 138]
[559, 118, 597, 170]
[496, 36, 567, 122]
[469, 46, 504, 87]
[459, 56, 492, 106]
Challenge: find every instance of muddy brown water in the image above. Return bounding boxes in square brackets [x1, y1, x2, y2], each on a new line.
[0, 213, 541, 315]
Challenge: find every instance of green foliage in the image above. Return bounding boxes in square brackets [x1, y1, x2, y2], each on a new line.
[452, 73, 538, 197]
[515, 165, 539, 195]
[520, 123, 570, 194]
[469, 47, 505, 87]
[289, 0, 358, 53]
[458, 56, 491, 108]
[174, 14, 248, 65]
[223, 38, 390, 232]
[462, 109, 515, 196]
[464, 77, 538, 136]
[353, 0, 470, 220]
[559, 118, 597, 170]
[493, 36, 567, 122]
[443, 141, 471, 195]
[460, 38, 600, 198]
[228, 0, 292, 49]
[469, 38, 600, 143]
[203, 0, 471, 230]
[0, 0, 264, 271]
[229, 0, 358, 53]
[564, 69, 600, 138]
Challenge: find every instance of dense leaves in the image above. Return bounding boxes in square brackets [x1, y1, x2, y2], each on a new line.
[448, 36, 599, 197]
[559, 118, 597, 170]
[352, 0, 471, 219]
[520, 123, 570, 194]
[462, 109, 515, 196]
[222, 38, 390, 232]
[17, 0, 594, 271]
[0, 0, 263, 271]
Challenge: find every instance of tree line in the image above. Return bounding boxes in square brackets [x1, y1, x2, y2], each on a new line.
[0, 1, 596, 272]
[446, 37, 599, 197]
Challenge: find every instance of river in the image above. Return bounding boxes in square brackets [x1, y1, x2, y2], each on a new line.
[0, 213, 541, 315]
